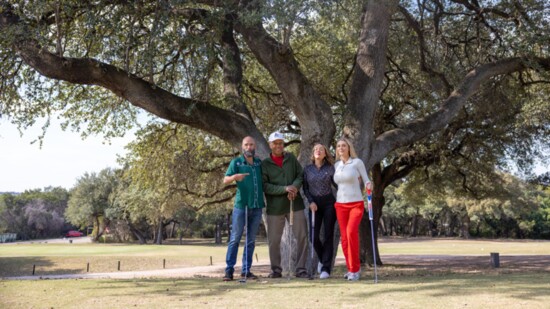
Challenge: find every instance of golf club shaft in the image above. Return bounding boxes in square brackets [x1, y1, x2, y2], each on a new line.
[288, 199, 294, 279]
[242, 206, 248, 283]
[367, 190, 378, 283]
[311, 210, 315, 261]
[311, 209, 315, 278]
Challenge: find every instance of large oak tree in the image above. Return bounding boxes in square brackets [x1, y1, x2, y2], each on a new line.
[1, 0, 549, 264]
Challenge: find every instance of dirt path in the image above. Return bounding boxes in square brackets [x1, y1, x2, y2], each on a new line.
[4, 254, 549, 280]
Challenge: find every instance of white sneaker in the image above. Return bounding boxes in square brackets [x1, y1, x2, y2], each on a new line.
[344, 272, 351, 279]
[347, 272, 360, 281]
[320, 271, 330, 279]
[318, 262, 322, 274]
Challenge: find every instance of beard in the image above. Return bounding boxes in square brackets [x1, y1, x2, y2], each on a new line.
[243, 149, 256, 158]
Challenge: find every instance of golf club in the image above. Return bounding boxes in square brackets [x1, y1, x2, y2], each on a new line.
[288, 199, 294, 280]
[367, 189, 378, 283]
[239, 206, 248, 284]
[309, 209, 315, 280]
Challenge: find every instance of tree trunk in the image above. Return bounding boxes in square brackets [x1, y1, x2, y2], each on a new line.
[91, 216, 105, 242]
[227, 212, 232, 243]
[460, 212, 471, 239]
[359, 184, 384, 266]
[169, 221, 176, 239]
[127, 221, 147, 244]
[215, 221, 222, 244]
[154, 216, 163, 244]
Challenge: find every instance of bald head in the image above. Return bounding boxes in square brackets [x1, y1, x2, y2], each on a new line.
[242, 136, 256, 158]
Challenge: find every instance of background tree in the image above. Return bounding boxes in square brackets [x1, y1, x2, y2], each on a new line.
[1, 1, 549, 264]
[65, 168, 117, 241]
[108, 123, 237, 244]
[382, 171, 549, 239]
[0, 187, 70, 239]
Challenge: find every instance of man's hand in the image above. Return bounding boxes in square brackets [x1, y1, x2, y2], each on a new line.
[286, 185, 298, 201]
[233, 173, 249, 182]
[309, 202, 318, 212]
[285, 185, 298, 194]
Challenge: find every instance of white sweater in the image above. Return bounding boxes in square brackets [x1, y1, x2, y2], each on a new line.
[334, 157, 370, 203]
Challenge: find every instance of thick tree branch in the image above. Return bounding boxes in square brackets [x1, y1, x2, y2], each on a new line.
[1, 7, 269, 156]
[344, 0, 396, 160]
[398, 5, 452, 95]
[370, 57, 550, 166]
[233, 12, 335, 162]
[221, 13, 253, 121]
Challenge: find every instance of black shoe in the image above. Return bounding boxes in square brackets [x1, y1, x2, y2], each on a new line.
[268, 272, 282, 278]
[223, 271, 234, 281]
[295, 271, 309, 278]
[241, 272, 258, 279]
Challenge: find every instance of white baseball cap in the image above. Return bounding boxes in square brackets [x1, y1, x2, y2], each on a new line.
[268, 131, 285, 143]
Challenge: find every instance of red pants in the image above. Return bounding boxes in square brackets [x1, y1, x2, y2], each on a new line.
[335, 201, 364, 272]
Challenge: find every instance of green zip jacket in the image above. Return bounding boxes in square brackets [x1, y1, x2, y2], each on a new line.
[261, 152, 305, 215]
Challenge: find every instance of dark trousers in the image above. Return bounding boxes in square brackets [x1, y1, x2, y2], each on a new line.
[308, 194, 337, 274]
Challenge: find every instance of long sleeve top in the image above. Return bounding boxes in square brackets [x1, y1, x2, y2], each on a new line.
[261, 152, 305, 215]
[333, 157, 370, 203]
[303, 163, 336, 203]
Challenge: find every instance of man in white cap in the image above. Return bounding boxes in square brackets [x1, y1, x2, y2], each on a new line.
[261, 131, 309, 278]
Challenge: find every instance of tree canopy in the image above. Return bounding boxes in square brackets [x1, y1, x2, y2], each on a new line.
[0, 187, 70, 239]
[1, 0, 549, 261]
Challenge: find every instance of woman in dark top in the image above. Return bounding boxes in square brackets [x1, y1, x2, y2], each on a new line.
[303, 143, 337, 279]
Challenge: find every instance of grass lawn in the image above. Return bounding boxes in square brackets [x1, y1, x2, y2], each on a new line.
[1, 238, 549, 308]
[1, 237, 549, 277]
[0, 239, 270, 277]
[1, 272, 549, 308]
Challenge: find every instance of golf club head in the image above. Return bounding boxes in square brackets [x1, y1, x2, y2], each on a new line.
[239, 278, 247, 283]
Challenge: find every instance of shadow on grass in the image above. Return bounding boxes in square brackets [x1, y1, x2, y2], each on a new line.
[162, 237, 268, 247]
[0, 257, 78, 277]
[78, 270, 550, 303]
[350, 273, 550, 301]
[380, 255, 550, 273]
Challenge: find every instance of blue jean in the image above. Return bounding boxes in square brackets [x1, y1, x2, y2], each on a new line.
[225, 207, 263, 274]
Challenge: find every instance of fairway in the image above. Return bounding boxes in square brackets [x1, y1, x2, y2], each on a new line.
[1, 238, 550, 277]
[0, 239, 270, 277]
[1, 271, 549, 308]
[1, 238, 550, 308]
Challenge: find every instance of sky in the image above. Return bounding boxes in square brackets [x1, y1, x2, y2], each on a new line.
[0, 117, 136, 193]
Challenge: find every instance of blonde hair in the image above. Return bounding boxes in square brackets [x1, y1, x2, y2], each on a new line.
[335, 138, 358, 161]
[310, 143, 335, 165]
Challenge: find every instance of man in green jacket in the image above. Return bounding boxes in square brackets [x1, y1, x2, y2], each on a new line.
[262, 131, 308, 278]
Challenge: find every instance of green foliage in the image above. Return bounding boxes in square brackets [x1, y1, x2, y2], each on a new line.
[0, 187, 70, 239]
[104, 122, 236, 242]
[65, 168, 117, 239]
[384, 170, 550, 239]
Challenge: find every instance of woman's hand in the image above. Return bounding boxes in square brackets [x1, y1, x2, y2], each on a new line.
[365, 181, 372, 192]
[309, 202, 318, 212]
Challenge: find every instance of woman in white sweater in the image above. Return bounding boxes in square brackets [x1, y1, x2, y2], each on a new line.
[333, 138, 372, 281]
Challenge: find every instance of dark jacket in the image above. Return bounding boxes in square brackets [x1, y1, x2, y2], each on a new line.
[261, 152, 305, 215]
